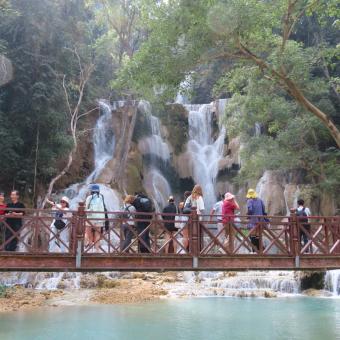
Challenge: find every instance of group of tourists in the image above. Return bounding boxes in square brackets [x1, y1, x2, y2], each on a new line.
[0, 184, 313, 254]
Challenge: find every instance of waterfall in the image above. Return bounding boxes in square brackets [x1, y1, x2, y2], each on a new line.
[89, 101, 115, 182]
[165, 271, 300, 297]
[325, 270, 340, 296]
[143, 168, 171, 211]
[185, 103, 226, 210]
[138, 101, 173, 210]
[65, 100, 120, 210]
[138, 115, 171, 162]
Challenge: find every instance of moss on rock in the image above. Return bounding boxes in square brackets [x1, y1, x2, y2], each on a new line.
[300, 271, 326, 291]
[158, 103, 188, 155]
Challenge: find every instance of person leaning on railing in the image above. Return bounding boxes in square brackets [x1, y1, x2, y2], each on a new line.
[4, 190, 25, 251]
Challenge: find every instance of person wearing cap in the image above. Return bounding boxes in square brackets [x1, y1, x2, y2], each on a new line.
[85, 184, 106, 252]
[120, 195, 137, 253]
[246, 189, 267, 252]
[222, 192, 240, 223]
[162, 196, 178, 254]
[46, 196, 71, 252]
[221, 193, 240, 250]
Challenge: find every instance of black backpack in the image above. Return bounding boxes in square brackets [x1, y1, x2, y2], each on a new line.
[134, 195, 153, 213]
[54, 211, 66, 230]
[296, 207, 308, 224]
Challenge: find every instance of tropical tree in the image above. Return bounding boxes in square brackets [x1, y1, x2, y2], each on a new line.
[116, 0, 340, 148]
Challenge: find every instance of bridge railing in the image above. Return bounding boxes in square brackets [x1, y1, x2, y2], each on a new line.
[0, 208, 77, 254]
[0, 206, 339, 257]
[198, 213, 340, 256]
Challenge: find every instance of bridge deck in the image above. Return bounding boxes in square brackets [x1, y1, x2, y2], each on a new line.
[0, 205, 339, 271]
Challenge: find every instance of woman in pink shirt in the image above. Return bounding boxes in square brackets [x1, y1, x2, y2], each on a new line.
[222, 192, 240, 224]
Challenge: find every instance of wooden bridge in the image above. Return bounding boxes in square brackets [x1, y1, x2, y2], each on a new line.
[0, 204, 339, 272]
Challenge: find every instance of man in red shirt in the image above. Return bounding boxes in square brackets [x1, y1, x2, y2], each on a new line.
[222, 192, 240, 224]
[0, 192, 7, 247]
[0, 192, 6, 215]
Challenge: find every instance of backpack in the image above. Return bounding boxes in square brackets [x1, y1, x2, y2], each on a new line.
[296, 207, 308, 225]
[122, 204, 133, 219]
[54, 211, 66, 231]
[135, 196, 153, 213]
[182, 197, 192, 214]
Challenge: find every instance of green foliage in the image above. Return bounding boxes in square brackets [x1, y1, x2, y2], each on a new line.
[0, 0, 114, 200]
[0, 284, 9, 298]
[115, 0, 339, 196]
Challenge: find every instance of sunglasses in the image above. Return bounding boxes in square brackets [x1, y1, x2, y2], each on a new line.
[61, 201, 67, 204]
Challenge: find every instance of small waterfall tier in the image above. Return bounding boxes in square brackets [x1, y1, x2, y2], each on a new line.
[325, 270, 340, 296]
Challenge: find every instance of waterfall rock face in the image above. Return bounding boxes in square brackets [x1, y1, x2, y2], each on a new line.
[256, 171, 287, 216]
[59, 98, 336, 214]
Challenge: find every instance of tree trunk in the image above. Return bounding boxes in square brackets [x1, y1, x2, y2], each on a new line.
[40, 147, 76, 208]
[285, 78, 340, 149]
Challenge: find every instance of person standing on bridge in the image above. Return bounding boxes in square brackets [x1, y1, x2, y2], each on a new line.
[210, 194, 224, 233]
[120, 195, 137, 253]
[5, 190, 25, 251]
[246, 189, 266, 253]
[162, 196, 178, 254]
[0, 192, 7, 246]
[177, 191, 191, 252]
[185, 185, 205, 216]
[296, 199, 312, 252]
[85, 184, 107, 252]
[133, 192, 153, 253]
[46, 196, 71, 252]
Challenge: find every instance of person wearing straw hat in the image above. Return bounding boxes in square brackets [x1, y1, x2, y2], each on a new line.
[246, 189, 267, 252]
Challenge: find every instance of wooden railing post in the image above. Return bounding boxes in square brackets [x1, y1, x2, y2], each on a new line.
[290, 208, 300, 268]
[228, 220, 234, 254]
[75, 202, 86, 269]
[191, 207, 199, 269]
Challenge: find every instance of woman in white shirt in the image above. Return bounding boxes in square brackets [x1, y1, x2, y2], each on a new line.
[185, 185, 205, 215]
[46, 196, 71, 253]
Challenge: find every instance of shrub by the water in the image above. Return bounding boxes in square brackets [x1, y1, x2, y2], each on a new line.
[0, 284, 9, 298]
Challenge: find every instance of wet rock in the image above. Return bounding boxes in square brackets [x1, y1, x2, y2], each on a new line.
[300, 271, 326, 291]
[302, 289, 333, 297]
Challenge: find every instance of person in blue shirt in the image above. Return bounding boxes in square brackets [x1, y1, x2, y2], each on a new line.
[246, 189, 267, 253]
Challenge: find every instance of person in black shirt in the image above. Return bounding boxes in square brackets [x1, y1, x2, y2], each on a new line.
[5, 190, 25, 251]
[133, 193, 153, 253]
[162, 196, 178, 254]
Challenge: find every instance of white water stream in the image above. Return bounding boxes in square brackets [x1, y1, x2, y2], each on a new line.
[65, 100, 120, 210]
[185, 103, 226, 211]
[138, 101, 172, 210]
[325, 270, 340, 296]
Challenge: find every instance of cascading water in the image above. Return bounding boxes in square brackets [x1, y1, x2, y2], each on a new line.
[185, 103, 226, 211]
[24, 101, 122, 289]
[138, 114, 171, 162]
[325, 270, 340, 296]
[65, 100, 120, 210]
[164, 271, 300, 297]
[138, 101, 172, 210]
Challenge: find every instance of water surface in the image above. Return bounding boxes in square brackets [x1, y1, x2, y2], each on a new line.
[1, 297, 340, 340]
